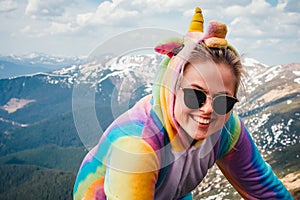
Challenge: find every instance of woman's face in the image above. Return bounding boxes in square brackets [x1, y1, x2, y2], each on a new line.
[174, 60, 236, 140]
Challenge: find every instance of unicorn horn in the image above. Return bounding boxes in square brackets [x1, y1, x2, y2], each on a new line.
[188, 7, 204, 32]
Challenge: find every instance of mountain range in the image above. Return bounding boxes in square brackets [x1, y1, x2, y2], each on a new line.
[0, 53, 86, 79]
[0, 53, 299, 199]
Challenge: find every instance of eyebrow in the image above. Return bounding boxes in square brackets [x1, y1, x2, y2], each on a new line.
[189, 84, 209, 93]
[188, 84, 232, 96]
[216, 91, 231, 95]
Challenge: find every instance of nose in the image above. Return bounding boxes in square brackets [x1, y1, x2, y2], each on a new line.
[200, 97, 213, 114]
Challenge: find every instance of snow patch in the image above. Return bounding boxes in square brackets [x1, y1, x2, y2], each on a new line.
[293, 71, 300, 76]
[242, 57, 269, 68]
[1, 98, 36, 113]
[294, 78, 300, 84]
[0, 117, 29, 127]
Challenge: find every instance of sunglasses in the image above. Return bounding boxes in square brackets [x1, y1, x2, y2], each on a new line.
[180, 87, 238, 115]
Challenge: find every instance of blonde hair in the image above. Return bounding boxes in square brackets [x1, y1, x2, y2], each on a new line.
[179, 42, 243, 96]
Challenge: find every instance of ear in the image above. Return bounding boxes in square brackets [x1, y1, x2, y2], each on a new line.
[154, 37, 183, 58]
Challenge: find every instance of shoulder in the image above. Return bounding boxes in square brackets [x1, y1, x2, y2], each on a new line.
[107, 136, 160, 173]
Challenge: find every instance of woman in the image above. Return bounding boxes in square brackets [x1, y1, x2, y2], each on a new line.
[73, 7, 292, 199]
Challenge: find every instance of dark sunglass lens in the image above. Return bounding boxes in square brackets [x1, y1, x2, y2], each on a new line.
[183, 89, 206, 109]
[213, 96, 237, 115]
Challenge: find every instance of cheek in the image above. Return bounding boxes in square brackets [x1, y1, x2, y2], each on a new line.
[174, 95, 187, 124]
[214, 112, 231, 128]
[174, 97, 182, 123]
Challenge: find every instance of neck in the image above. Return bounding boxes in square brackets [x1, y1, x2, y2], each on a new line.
[178, 126, 204, 148]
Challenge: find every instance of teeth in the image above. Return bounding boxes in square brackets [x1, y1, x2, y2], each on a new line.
[192, 116, 210, 124]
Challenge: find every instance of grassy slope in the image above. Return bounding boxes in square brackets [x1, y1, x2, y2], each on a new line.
[0, 164, 76, 200]
[0, 145, 87, 200]
[0, 145, 86, 173]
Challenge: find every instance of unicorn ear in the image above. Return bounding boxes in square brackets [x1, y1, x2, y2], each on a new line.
[203, 20, 228, 48]
[154, 37, 183, 58]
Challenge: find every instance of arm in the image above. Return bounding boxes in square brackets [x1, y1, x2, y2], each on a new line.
[216, 118, 293, 199]
[104, 136, 159, 200]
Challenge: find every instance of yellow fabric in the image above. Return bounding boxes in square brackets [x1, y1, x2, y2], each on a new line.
[157, 56, 191, 152]
[104, 136, 159, 200]
[188, 7, 204, 32]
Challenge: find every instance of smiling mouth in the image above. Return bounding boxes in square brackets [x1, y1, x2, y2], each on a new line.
[191, 115, 211, 125]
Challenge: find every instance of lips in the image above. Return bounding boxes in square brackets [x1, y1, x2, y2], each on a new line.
[191, 115, 211, 125]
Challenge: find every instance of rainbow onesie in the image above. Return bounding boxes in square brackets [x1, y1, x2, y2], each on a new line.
[73, 7, 292, 200]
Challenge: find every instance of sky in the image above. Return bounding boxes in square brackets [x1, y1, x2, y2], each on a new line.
[0, 0, 299, 66]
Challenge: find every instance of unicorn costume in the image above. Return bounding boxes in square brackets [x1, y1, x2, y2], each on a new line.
[74, 7, 292, 200]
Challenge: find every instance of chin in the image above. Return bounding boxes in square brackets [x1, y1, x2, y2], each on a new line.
[193, 125, 221, 140]
[192, 129, 210, 140]
[193, 134, 207, 140]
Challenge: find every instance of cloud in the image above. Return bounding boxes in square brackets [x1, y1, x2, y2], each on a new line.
[20, 21, 78, 37]
[20, 25, 45, 37]
[21, 25, 31, 33]
[129, 0, 194, 13]
[221, 0, 300, 39]
[284, 0, 300, 12]
[1, 0, 299, 65]
[19, 0, 300, 44]
[217, 0, 300, 64]
[46, 22, 78, 35]
[76, 0, 139, 27]
[130, 0, 252, 14]
[0, 0, 18, 12]
[25, 0, 73, 19]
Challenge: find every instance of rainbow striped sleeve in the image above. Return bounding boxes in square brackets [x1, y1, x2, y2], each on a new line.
[216, 114, 293, 199]
[104, 136, 159, 199]
[73, 101, 160, 199]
